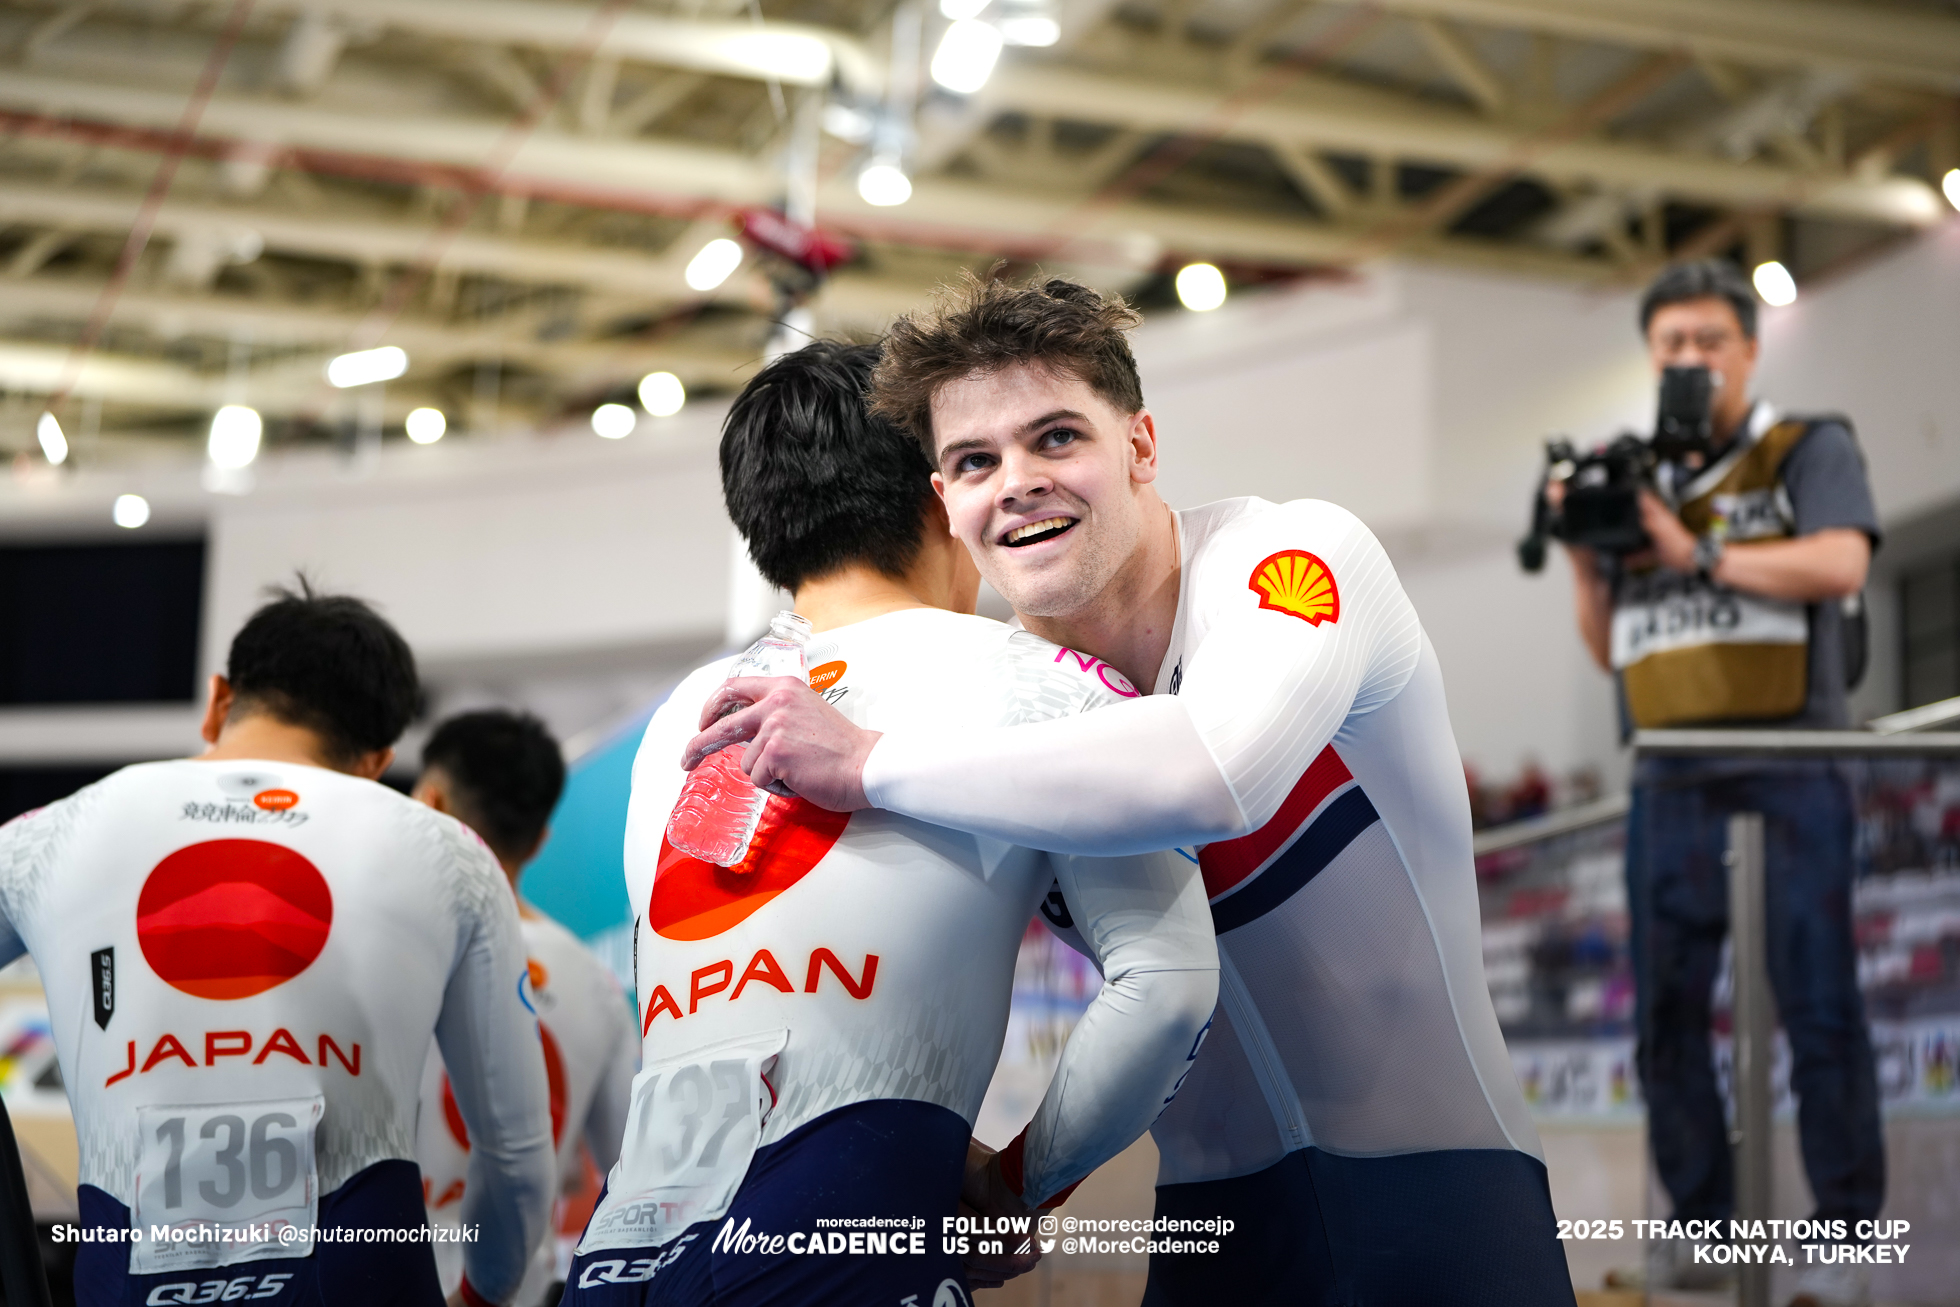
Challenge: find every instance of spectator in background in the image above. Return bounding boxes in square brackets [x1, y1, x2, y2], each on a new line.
[1555, 260, 1884, 1307]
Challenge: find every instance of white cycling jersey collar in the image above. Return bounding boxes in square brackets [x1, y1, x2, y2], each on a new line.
[1151, 508, 1190, 696]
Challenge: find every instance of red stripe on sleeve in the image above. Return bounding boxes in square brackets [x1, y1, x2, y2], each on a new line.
[1197, 746, 1351, 900]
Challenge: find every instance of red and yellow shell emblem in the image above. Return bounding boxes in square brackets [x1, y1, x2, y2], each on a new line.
[1248, 550, 1339, 625]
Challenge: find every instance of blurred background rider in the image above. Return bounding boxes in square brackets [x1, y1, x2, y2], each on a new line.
[413, 710, 637, 1307]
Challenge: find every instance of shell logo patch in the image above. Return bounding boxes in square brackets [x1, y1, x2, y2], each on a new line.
[1248, 550, 1340, 626]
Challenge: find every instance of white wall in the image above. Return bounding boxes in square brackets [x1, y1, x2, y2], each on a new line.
[200, 412, 730, 672]
[1755, 221, 1960, 526]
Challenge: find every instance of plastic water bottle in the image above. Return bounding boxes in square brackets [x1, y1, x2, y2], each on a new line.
[666, 611, 813, 867]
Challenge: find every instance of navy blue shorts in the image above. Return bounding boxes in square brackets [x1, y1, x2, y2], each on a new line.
[561, 1099, 974, 1307]
[1143, 1146, 1575, 1307]
[74, 1159, 443, 1307]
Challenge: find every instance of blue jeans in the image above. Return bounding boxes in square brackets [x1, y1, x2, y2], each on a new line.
[1626, 761, 1885, 1222]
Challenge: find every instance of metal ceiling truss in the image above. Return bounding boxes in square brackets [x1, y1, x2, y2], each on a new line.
[0, 0, 1952, 456]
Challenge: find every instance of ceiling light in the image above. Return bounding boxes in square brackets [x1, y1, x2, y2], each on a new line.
[113, 494, 150, 529]
[722, 30, 833, 85]
[1944, 167, 1960, 212]
[822, 102, 874, 144]
[592, 402, 637, 439]
[939, 0, 988, 17]
[998, 14, 1059, 45]
[931, 20, 1003, 94]
[685, 238, 745, 293]
[638, 372, 686, 417]
[36, 411, 68, 465]
[326, 345, 408, 388]
[1175, 262, 1227, 312]
[1752, 259, 1797, 307]
[208, 405, 263, 468]
[858, 162, 913, 207]
[405, 407, 447, 444]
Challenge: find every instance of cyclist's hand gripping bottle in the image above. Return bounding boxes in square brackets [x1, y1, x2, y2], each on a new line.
[665, 611, 813, 867]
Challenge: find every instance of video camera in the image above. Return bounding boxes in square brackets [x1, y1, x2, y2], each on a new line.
[1517, 366, 1716, 573]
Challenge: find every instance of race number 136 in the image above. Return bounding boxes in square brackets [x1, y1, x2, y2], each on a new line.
[133, 1096, 323, 1274]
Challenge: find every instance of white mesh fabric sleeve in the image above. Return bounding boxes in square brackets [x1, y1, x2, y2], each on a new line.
[435, 833, 556, 1304]
[1014, 847, 1218, 1206]
[861, 502, 1421, 854]
[0, 790, 98, 970]
[863, 695, 1238, 854]
[0, 813, 36, 971]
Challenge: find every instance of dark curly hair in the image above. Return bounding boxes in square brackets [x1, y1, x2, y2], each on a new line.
[870, 269, 1146, 458]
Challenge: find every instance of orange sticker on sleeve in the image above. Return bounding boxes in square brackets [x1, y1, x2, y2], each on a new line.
[1248, 550, 1340, 625]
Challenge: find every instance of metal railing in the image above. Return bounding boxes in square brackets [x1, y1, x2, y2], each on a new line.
[1472, 792, 1629, 857]
[1866, 693, 1960, 736]
[1628, 729, 1960, 1307]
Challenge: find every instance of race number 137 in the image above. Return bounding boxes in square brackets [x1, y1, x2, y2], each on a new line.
[634, 1059, 754, 1172]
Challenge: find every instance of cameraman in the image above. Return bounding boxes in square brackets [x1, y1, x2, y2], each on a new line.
[1557, 260, 1884, 1306]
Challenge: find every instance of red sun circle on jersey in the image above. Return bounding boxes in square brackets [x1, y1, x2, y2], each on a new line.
[649, 795, 849, 941]
[136, 839, 333, 1000]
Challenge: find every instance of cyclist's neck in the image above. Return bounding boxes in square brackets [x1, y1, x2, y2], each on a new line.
[199, 713, 388, 779]
[794, 539, 979, 632]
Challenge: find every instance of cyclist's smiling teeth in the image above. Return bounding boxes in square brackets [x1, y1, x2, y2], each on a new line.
[1002, 517, 1078, 548]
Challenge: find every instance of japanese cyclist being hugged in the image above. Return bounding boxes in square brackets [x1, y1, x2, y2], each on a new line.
[563, 340, 1217, 1305]
[686, 274, 1575, 1306]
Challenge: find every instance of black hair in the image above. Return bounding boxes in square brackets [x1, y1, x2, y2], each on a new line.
[721, 339, 934, 593]
[1638, 258, 1759, 340]
[419, 710, 565, 865]
[225, 579, 418, 764]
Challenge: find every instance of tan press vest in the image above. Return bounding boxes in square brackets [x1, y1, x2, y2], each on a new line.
[1611, 407, 1817, 728]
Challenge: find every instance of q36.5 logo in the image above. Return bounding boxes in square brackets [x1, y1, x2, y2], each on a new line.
[145, 1272, 293, 1303]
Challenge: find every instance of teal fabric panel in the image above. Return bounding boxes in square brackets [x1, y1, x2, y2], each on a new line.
[519, 708, 654, 941]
